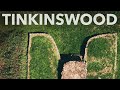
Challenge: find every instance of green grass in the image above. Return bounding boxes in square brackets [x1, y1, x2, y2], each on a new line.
[30, 36, 58, 79]
[87, 73, 113, 79]
[87, 37, 116, 79]
[0, 11, 120, 79]
[116, 33, 120, 78]
[88, 38, 111, 58]
[87, 62, 104, 72]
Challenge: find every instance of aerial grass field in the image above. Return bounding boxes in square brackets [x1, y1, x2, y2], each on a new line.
[27, 33, 60, 79]
[0, 11, 120, 79]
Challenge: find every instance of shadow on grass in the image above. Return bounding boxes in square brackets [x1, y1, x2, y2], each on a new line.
[80, 33, 112, 59]
[80, 34, 98, 59]
[57, 54, 81, 79]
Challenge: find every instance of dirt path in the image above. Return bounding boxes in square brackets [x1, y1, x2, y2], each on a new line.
[113, 33, 117, 79]
[27, 33, 60, 79]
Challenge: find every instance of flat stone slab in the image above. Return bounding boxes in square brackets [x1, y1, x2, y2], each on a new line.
[61, 61, 87, 79]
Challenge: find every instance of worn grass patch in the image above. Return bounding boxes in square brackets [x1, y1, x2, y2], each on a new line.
[87, 34, 117, 79]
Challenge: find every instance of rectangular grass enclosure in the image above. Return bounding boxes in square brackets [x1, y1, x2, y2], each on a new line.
[85, 33, 117, 79]
[27, 33, 60, 79]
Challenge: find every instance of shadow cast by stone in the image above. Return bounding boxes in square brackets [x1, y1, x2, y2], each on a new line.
[57, 54, 81, 79]
[80, 33, 112, 59]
